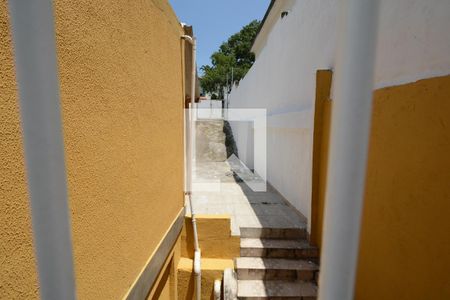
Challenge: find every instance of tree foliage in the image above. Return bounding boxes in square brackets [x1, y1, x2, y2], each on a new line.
[200, 20, 260, 98]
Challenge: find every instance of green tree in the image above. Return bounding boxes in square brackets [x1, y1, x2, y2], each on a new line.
[200, 20, 260, 99]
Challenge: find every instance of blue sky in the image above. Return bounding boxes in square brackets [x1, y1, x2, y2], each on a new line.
[169, 0, 270, 72]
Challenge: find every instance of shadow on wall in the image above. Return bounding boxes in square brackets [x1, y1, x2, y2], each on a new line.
[228, 120, 254, 170]
[223, 120, 239, 159]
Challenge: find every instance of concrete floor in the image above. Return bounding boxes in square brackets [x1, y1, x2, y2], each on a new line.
[187, 119, 307, 236]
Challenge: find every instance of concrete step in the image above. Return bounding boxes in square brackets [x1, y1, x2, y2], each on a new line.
[237, 280, 317, 299]
[240, 227, 306, 239]
[236, 257, 319, 281]
[240, 238, 319, 259]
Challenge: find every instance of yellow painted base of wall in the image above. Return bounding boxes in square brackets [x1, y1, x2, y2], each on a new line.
[182, 214, 240, 259]
[311, 73, 450, 299]
[177, 257, 234, 300]
[355, 74, 450, 300]
[178, 214, 239, 299]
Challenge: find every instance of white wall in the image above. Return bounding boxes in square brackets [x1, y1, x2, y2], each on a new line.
[229, 0, 450, 232]
[197, 99, 223, 119]
[231, 120, 254, 169]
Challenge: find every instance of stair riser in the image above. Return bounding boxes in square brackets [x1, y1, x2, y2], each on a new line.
[240, 228, 306, 239]
[237, 269, 316, 281]
[237, 280, 318, 299]
[241, 248, 319, 259]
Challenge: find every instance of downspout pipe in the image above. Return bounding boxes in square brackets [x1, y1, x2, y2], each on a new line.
[318, 0, 379, 299]
[181, 33, 201, 300]
[7, 1, 76, 300]
[214, 279, 222, 300]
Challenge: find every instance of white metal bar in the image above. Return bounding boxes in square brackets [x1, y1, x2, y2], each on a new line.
[7, 1, 76, 300]
[318, 0, 380, 299]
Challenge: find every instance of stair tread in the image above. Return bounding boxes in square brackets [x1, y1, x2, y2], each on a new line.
[237, 280, 317, 298]
[240, 227, 306, 239]
[236, 257, 319, 271]
[241, 238, 315, 250]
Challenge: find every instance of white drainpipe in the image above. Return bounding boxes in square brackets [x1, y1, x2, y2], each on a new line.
[7, 1, 76, 300]
[318, 0, 380, 299]
[181, 33, 201, 300]
[214, 279, 222, 300]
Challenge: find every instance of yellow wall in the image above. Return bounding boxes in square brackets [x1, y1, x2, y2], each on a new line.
[310, 70, 332, 247]
[182, 214, 240, 259]
[179, 215, 238, 299]
[178, 257, 234, 300]
[0, 0, 185, 299]
[355, 74, 450, 299]
[311, 74, 450, 299]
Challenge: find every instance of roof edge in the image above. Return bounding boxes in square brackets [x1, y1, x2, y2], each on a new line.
[251, 0, 276, 54]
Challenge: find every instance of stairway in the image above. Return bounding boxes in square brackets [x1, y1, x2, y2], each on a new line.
[235, 226, 319, 299]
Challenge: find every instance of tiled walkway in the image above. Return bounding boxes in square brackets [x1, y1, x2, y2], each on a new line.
[187, 119, 306, 236]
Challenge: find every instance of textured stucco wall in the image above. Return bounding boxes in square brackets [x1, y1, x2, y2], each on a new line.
[0, 0, 185, 299]
[0, 1, 39, 298]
